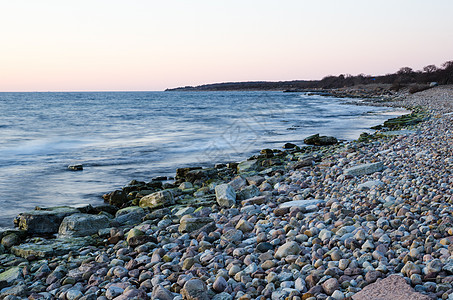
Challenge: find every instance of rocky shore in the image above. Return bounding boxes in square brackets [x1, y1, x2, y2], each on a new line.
[1, 86, 453, 300]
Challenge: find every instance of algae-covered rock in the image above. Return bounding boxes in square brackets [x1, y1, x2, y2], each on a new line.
[237, 159, 260, 174]
[58, 213, 110, 237]
[304, 134, 338, 146]
[0, 266, 23, 287]
[15, 207, 79, 234]
[139, 190, 174, 209]
[10, 237, 95, 259]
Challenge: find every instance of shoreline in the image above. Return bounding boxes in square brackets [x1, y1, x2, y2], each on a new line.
[1, 86, 452, 299]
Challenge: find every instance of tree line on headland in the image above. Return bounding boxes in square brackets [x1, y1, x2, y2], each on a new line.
[166, 60, 453, 92]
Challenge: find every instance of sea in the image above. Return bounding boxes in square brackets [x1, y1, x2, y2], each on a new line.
[0, 91, 405, 229]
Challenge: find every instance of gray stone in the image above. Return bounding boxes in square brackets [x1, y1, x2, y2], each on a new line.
[357, 180, 384, 191]
[322, 278, 339, 295]
[106, 286, 124, 299]
[179, 217, 214, 233]
[275, 241, 301, 259]
[139, 190, 174, 209]
[66, 288, 84, 300]
[279, 199, 324, 209]
[237, 159, 260, 174]
[58, 213, 110, 237]
[115, 206, 145, 225]
[181, 279, 208, 300]
[15, 207, 79, 234]
[237, 185, 260, 200]
[221, 229, 243, 244]
[10, 237, 95, 259]
[0, 267, 22, 286]
[213, 276, 227, 293]
[215, 184, 236, 208]
[0, 282, 27, 297]
[344, 162, 384, 176]
[213, 292, 233, 300]
[152, 284, 174, 300]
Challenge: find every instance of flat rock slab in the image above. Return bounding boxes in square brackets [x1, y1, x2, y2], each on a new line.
[352, 274, 431, 300]
[381, 130, 416, 136]
[10, 237, 95, 259]
[0, 267, 22, 287]
[279, 199, 325, 209]
[344, 162, 384, 176]
[15, 207, 80, 234]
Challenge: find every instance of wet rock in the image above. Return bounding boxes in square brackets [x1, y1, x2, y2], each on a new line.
[108, 190, 128, 207]
[58, 213, 110, 237]
[304, 134, 338, 146]
[0, 267, 23, 287]
[68, 164, 83, 171]
[215, 184, 236, 208]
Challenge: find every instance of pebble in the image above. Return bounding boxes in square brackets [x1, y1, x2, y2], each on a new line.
[3, 87, 453, 300]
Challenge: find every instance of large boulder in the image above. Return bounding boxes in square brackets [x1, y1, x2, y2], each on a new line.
[14, 207, 79, 234]
[215, 184, 236, 208]
[115, 206, 146, 225]
[58, 213, 110, 237]
[344, 162, 384, 176]
[139, 190, 174, 209]
[304, 134, 337, 146]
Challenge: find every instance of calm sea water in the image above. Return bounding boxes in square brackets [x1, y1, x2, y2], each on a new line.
[0, 91, 401, 228]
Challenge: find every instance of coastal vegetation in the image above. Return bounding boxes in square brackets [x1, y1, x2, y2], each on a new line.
[166, 60, 453, 91]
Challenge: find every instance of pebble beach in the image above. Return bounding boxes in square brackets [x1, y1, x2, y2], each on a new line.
[1, 85, 453, 300]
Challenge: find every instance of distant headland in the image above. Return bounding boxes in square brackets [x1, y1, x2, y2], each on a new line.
[166, 60, 453, 92]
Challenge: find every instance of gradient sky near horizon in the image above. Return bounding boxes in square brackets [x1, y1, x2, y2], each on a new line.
[1, 1, 453, 92]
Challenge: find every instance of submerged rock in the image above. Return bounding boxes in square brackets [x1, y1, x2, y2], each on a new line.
[68, 164, 83, 171]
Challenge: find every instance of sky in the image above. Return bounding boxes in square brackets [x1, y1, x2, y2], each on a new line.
[1, 0, 453, 91]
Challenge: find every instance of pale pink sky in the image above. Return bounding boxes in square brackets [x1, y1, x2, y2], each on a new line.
[1, 0, 452, 91]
